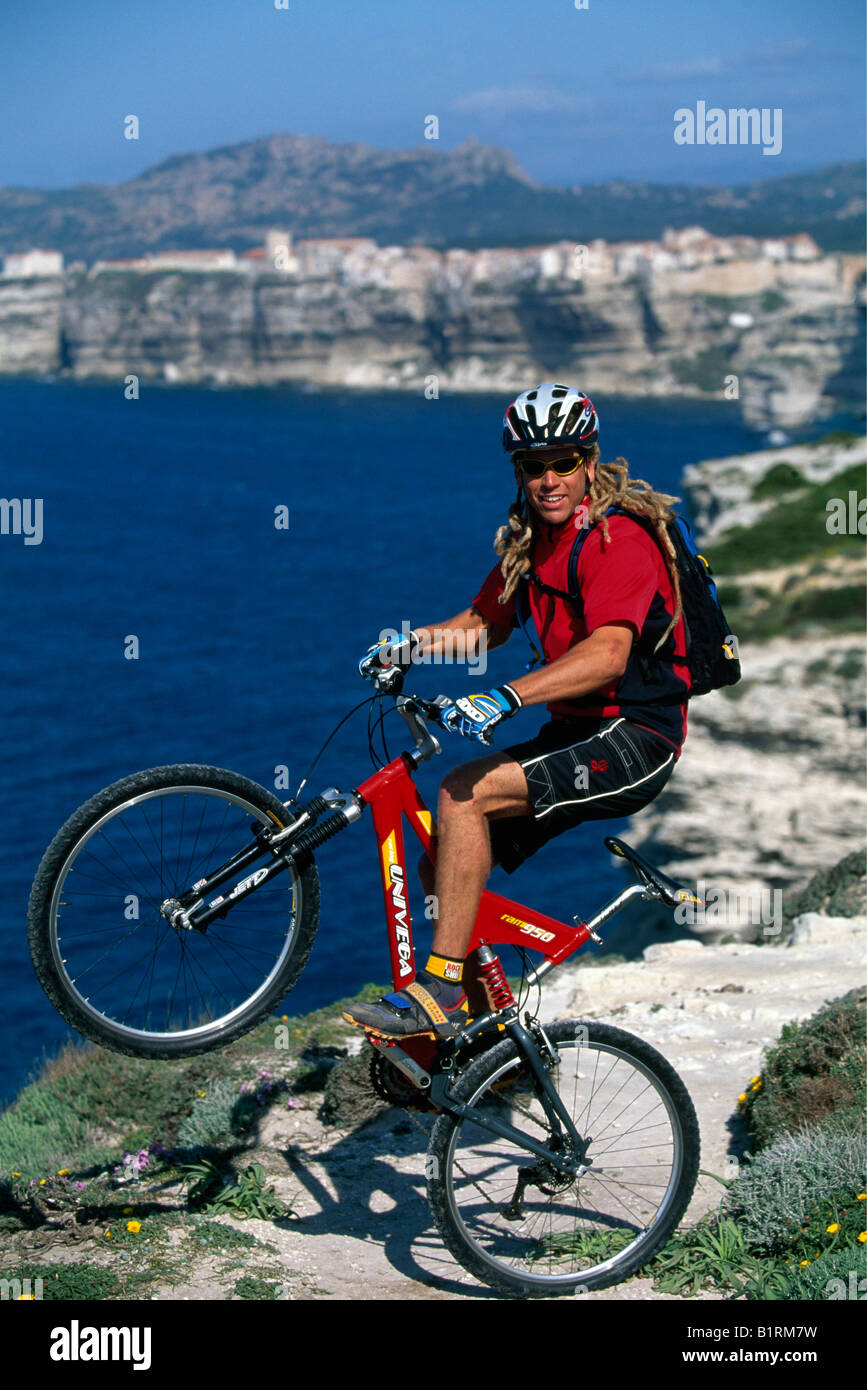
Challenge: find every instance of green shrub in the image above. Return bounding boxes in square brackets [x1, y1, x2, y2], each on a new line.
[751, 461, 805, 499]
[760, 290, 787, 313]
[181, 1159, 289, 1220]
[176, 1080, 259, 1149]
[670, 348, 734, 392]
[778, 852, 866, 942]
[724, 1126, 866, 1254]
[742, 1245, 866, 1300]
[739, 988, 866, 1147]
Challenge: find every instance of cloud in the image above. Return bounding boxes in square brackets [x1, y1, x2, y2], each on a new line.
[634, 37, 835, 84]
[636, 56, 731, 82]
[450, 85, 584, 118]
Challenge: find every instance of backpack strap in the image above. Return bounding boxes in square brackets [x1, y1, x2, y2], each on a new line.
[516, 523, 599, 667]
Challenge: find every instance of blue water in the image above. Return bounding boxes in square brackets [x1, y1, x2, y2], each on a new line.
[0, 379, 857, 1108]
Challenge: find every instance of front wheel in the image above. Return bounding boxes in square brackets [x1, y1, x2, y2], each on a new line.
[427, 1020, 699, 1297]
[27, 765, 320, 1059]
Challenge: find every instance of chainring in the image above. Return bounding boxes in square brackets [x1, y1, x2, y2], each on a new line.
[369, 1048, 439, 1113]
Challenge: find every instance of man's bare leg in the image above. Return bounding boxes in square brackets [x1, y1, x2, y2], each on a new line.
[343, 753, 530, 1037]
[427, 752, 531, 956]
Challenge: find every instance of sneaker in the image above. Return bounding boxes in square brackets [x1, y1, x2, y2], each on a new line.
[342, 973, 469, 1040]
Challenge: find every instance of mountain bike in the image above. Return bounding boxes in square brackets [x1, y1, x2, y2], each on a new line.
[27, 675, 702, 1297]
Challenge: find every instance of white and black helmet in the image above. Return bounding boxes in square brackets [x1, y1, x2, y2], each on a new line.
[502, 383, 598, 453]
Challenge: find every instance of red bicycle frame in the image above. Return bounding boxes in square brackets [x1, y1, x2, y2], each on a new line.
[356, 749, 595, 996]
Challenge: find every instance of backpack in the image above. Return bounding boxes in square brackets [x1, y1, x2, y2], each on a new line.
[516, 506, 741, 698]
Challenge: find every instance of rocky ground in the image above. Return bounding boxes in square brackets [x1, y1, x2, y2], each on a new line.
[7, 909, 863, 1302]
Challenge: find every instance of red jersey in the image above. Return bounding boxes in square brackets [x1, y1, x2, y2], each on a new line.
[472, 512, 690, 749]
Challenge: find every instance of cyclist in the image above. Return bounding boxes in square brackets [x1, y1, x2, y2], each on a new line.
[344, 383, 689, 1041]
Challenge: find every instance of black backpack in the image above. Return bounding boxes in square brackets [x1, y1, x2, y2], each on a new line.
[517, 506, 741, 698]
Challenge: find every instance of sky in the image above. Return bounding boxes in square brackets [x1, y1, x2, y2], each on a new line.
[0, 0, 864, 190]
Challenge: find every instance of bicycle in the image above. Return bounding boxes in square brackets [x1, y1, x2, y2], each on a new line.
[27, 675, 702, 1298]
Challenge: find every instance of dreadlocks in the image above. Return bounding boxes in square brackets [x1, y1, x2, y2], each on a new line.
[493, 449, 684, 650]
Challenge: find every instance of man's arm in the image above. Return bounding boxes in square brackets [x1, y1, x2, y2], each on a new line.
[414, 606, 513, 657]
[507, 622, 633, 706]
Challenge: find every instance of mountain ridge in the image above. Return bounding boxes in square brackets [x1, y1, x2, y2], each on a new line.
[0, 131, 862, 260]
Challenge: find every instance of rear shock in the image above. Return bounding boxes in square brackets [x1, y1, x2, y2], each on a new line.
[475, 944, 516, 1011]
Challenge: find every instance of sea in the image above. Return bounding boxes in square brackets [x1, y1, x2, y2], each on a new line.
[0, 378, 858, 1107]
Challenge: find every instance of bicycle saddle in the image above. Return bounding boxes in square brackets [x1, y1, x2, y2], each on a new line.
[605, 837, 704, 908]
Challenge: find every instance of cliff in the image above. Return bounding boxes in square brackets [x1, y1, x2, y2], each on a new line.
[0, 246, 863, 428]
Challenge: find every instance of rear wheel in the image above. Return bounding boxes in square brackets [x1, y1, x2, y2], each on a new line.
[28, 764, 320, 1059]
[427, 1020, 699, 1297]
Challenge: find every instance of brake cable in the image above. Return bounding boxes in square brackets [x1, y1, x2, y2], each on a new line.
[293, 694, 379, 802]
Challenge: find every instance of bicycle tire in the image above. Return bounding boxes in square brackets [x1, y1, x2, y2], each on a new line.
[27, 764, 320, 1060]
[427, 1019, 699, 1298]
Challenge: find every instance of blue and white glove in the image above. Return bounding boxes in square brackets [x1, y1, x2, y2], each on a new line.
[440, 685, 523, 745]
[358, 629, 421, 688]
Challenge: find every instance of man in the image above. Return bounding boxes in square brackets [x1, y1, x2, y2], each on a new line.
[343, 383, 689, 1040]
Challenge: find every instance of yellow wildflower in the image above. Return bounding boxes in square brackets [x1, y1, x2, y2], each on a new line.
[750, 1076, 761, 1085]
[857, 1194, 866, 1201]
[104, 1230, 112, 1239]
[11, 1172, 20, 1177]
[826, 1223, 839, 1234]
[57, 1168, 70, 1176]
[858, 1232, 867, 1243]
[799, 1259, 811, 1267]
[126, 1220, 141, 1234]
[196, 1090, 206, 1098]
[737, 1093, 747, 1103]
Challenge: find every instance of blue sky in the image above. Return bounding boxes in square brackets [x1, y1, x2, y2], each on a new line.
[1, 0, 863, 189]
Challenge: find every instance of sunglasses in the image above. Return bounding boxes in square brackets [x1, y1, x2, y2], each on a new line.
[513, 450, 587, 479]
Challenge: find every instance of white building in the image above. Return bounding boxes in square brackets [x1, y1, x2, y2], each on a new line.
[142, 249, 238, 271]
[3, 248, 64, 277]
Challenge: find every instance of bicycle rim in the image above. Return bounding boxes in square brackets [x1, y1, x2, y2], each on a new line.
[46, 782, 302, 1048]
[437, 1032, 692, 1293]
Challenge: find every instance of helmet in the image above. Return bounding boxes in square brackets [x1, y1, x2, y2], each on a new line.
[502, 383, 598, 454]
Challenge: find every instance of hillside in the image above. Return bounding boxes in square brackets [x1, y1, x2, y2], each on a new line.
[0, 134, 863, 259]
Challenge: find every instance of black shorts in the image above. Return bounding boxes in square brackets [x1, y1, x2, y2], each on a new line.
[489, 716, 678, 874]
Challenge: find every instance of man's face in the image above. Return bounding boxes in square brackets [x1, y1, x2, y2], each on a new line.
[514, 449, 595, 527]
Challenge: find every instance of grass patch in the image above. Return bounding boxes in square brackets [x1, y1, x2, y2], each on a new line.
[0, 986, 386, 1182]
[0, 1262, 123, 1300]
[709, 461, 866, 572]
[233, 1273, 284, 1299]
